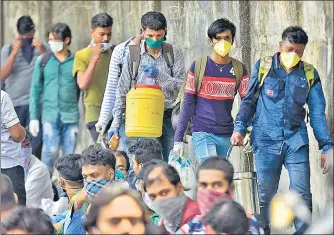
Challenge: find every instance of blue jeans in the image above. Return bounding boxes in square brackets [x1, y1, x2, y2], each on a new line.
[255, 143, 311, 234]
[192, 132, 231, 164]
[42, 117, 79, 175]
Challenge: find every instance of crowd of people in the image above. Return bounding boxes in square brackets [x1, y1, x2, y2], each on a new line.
[1, 9, 333, 235]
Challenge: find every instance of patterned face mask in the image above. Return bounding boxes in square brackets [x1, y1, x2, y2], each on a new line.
[84, 179, 112, 201]
[197, 189, 232, 215]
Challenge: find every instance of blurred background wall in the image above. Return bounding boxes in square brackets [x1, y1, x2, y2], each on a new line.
[1, 1, 333, 232]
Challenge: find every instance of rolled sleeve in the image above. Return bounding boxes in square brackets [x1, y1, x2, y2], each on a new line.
[1, 91, 20, 128]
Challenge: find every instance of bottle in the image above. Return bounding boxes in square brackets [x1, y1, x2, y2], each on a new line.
[109, 135, 120, 150]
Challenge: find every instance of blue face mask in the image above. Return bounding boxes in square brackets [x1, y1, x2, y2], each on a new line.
[115, 168, 127, 181]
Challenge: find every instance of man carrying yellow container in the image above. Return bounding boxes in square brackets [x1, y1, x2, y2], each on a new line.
[110, 11, 186, 162]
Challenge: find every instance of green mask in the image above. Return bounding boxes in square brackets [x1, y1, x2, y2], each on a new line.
[145, 37, 165, 49]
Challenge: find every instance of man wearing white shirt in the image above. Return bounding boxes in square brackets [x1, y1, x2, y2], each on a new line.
[21, 131, 54, 208]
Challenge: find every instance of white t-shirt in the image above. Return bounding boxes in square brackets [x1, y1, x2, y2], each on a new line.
[25, 155, 54, 208]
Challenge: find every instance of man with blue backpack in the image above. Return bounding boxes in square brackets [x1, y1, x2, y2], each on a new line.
[231, 26, 333, 234]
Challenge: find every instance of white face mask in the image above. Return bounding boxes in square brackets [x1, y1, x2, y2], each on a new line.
[49, 40, 64, 53]
[88, 39, 112, 52]
[99, 42, 112, 52]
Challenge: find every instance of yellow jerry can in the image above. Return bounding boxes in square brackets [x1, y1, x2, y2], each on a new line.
[125, 84, 165, 138]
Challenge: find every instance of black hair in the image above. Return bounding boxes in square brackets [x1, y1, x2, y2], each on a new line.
[197, 157, 234, 185]
[141, 11, 167, 31]
[48, 22, 72, 45]
[128, 139, 163, 165]
[0, 174, 16, 212]
[282, 26, 308, 45]
[202, 198, 249, 234]
[84, 183, 145, 231]
[113, 151, 130, 171]
[91, 13, 113, 29]
[16, 16, 34, 35]
[55, 154, 83, 181]
[207, 18, 236, 42]
[2, 206, 54, 234]
[142, 160, 181, 191]
[81, 145, 116, 170]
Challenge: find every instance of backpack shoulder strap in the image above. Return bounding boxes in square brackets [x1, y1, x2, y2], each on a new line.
[194, 56, 208, 93]
[303, 61, 315, 91]
[258, 56, 273, 88]
[230, 57, 244, 96]
[162, 42, 175, 76]
[129, 45, 141, 85]
[40, 52, 51, 84]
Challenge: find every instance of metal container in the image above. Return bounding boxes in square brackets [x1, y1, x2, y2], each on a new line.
[233, 171, 260, 215]
[227, 146, 260, 215]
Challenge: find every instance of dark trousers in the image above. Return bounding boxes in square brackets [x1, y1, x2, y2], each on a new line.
[14, 105, 43, 159]
[2, 166, 26, 205]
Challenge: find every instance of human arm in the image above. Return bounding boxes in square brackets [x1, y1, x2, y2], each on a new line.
[74, 44, 102, 90]
[174, 63, 197, 142]
[307, 70, 333, 173]
[29, 55, 43, 121]
[111, 53, 133, 129]
[1, 91, 26, 142]
[1, 40, 21, 80]
[231, 61, 261, 145]
[155, 46, 185, 94]
[98, 45, 123, 125]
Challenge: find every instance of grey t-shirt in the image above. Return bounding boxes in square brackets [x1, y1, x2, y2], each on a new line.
[1, 90, 22, 169]
[1, 43, 48, 107]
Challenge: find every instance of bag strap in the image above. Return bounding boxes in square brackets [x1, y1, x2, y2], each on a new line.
[129, 44, 141, 88]
[230, 57, 244, 97]
[251, 56, 273, 104]
[303, 61, 315, 91]
[162, 42, 175, 76]
[39, 52, 51, 85]
[194, 56, 208, 93]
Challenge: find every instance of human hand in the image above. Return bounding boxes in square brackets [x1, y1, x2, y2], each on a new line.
[11, 38, 22, 55]
[142, 65, 159, 79]
[231, 132, 244, 146]
[29, 120, 40, 137]
[173, 142, 184, 157]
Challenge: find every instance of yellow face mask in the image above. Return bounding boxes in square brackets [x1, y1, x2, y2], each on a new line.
[213, 40, 232, 57]
[280, 51, 301, 69]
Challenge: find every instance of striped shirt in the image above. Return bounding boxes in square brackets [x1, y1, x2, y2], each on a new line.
[98, 37, 136, 125]
[111, 41, 185, 128]
[1, 90, 23, 169]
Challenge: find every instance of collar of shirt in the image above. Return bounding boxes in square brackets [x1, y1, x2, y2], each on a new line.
[140, 40, 163, 57]
[51, 51, 74, 62]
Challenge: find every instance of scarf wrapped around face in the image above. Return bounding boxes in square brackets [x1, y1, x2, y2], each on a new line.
[197, 189, 233, 215]
[84, 179, 112, 201]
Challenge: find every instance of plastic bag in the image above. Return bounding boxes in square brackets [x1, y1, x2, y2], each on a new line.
[168, 145, 197, 200]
